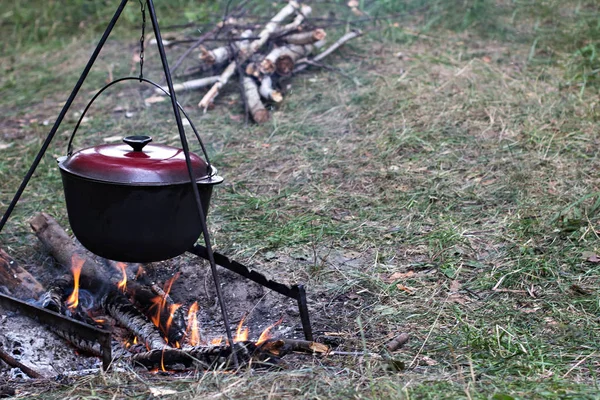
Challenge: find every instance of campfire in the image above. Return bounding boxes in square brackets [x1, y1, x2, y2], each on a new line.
[0, 213, 329, 378]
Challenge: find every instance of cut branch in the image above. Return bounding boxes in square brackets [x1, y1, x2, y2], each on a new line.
[281, 29, 327, 45]
[259, 75, 283, 103]
[294, 30, 363, 73]
[243, 77, 270, 123]
[0, 347, 43, 379]
[154, 76, 220, 95]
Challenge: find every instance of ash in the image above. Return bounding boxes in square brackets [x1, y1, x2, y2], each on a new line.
[0, 309, 100, 378]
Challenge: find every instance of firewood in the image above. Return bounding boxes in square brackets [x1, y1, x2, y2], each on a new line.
[154, 76, 219, 95]
[0, 248, 44, 299]
[261, 41, 325, 77]
[243, 77, 270, 123]
[199, 45, 233, 64]
[281, 29, 327, 45]
[104, 289, 168, 351]
[245, 62, 261, 78]
[273, 4, 312, 36]
[199, 1, 300, 110]
[29, 213, 186, 346]
[199, 30, 253, 65]
[29, 213, 108, 289]
[130, 345, 232, 369]
[294, 30, 362, 73]
[259, 75, 283, 103]
[0, 347, 43, 379]
[36, 275, 71, 313]
[259, 338, 330, 356]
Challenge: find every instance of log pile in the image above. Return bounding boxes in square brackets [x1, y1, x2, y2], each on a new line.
[153, 0, 362, 123]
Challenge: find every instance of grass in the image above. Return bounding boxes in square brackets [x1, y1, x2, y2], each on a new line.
[1, 0, 600, 398]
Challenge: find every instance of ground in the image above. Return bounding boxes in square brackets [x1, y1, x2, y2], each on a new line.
[0, 0, 599, 398]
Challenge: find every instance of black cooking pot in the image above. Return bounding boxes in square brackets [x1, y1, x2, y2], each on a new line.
[58, 135, 222, 263]
[56, 77, 223, 263]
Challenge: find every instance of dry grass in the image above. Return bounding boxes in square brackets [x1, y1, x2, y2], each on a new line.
[1, 0, 600, 398]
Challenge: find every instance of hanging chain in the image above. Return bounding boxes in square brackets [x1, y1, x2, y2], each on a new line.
[138, 0, 146, 81]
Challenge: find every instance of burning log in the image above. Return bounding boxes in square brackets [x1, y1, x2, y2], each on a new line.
[0, 247, 44, 299]
[243, 77, 270, 123]
[130, 344, 234, 370]
[104, 289, 168, 351]
[30, 213, 187, 346]
[36, 275, 71, 313]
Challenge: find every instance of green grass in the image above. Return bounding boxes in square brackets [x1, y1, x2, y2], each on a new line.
[1, 0, 600, 398]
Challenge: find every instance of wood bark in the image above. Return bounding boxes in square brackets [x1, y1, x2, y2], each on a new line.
[243, 77, 270, 123]
[0, 248, 44, 299]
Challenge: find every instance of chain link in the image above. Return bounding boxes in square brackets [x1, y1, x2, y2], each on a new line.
[138, 0, 146, 81]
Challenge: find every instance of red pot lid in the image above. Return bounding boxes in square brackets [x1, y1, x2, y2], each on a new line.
[59, 135, 210, 185]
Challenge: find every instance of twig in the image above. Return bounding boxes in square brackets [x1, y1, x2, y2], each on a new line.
[294, 29, 363, 73]
[154, 76, 219, 95]
[0, 347, 43, 378]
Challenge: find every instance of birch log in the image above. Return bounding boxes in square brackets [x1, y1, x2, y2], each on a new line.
[243, 77, 270, 123]
[281, 29, 326, 45]
[259, 75, 283, 103]
[154, 76, 220, 95]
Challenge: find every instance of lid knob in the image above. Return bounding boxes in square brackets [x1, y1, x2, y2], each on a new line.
[123, 135, 152, 152]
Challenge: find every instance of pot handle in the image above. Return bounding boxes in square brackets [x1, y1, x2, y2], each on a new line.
[66, 76, 213, 176]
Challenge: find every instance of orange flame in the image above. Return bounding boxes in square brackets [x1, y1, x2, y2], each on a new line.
[165, 303, 182, 335]
[65, 254, 84, 311]
[149, 296, 162, 328]
[160, 346, 167, 372]
[116, 262, 127, 292]
[234, 316, 249, 342]
[185, 302, 201, 346]
[256, 317, 284, 346]
[163, 272, 180, 298]
[210, 337, 223, 346]
[135, 266, 145, 280]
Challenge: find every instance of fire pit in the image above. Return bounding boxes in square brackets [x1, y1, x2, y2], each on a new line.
[0, 0, 317, 379]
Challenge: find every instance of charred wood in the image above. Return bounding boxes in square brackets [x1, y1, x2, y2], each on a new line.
[104, 289, 167, 351]
[0, 248, 44, 299]
[0, 347, 43, 379]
